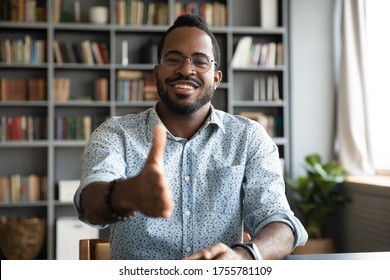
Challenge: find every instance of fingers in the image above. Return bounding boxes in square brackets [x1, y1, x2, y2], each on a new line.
[182, 243, 234, 260]
[147, 124, 167, 165]
[141, 124, 174, 219]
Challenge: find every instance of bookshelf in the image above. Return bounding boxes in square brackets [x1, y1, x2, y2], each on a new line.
[0, 0, 290, 259]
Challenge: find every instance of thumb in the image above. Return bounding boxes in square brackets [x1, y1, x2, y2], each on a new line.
[147, 124, 167, 165]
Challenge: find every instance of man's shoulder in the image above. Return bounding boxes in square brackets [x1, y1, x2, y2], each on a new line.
[95, 108, 153, 135]
[111, 108, 152, 125]
[214, 109, 260, 128]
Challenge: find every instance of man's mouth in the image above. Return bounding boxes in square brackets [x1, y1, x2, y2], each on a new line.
[167, 76, 202, 89]
[173, 83, 196, 90]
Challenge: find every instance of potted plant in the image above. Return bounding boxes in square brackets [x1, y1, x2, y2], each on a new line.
[287, 153, 348, 254]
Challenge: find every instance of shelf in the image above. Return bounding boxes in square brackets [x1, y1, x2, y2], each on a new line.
[0, 201, 48, 208]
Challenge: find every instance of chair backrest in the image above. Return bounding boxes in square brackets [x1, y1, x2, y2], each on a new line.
[79, 238, 110, 260]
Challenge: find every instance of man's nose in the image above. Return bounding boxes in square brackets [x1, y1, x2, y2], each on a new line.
[177, 57, 195, 74]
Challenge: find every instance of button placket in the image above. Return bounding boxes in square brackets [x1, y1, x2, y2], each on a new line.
[181, 142, 194, 257]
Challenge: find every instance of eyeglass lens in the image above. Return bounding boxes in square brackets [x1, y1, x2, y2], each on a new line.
[162, 53, 213, 72]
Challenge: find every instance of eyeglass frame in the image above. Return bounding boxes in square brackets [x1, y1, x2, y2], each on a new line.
[159, 51, 218, 73]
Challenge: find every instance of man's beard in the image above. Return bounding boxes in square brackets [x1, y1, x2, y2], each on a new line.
[156, 78, 214, 115]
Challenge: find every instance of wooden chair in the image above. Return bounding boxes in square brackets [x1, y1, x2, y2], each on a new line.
[79, 238, 110, 260]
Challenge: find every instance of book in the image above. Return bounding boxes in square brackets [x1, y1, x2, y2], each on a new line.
[266, 75, 273, 101]
[95, 77, 108, 101]
[276, 42, 283, 65]
[272, 75, 281, 101]
[116, 0, 125, 25]
[122, 40, 128, 66]
[0, 176, 10, 202]
[91, 42, 104, 64]
[259, 43, 269, 66]
[83, 116, 92, 140]
[23, 35, 31, 64]
[28, 174, 41, 202]
[116, 70, 143, 80]
[231, 36, 252, 68]
[0, 78, 28, 100]
[64, 42, 77, 63]
[250, 43, 262, 66]
[143, 73, 158, 101]
[81, 40, 94, 65]
[11, 174, 21, 202]
[2, 38, 12, 64]
[259, 76, 266, 101]
[52, 0, 63, 23]
[267, 42, 276, 67]
[74, 0, 80, 23]
[253, 78, 260, 101]
[54, 78, 70, 102]
[146, 2, 157, 25]
[52, 40, 63, 64]
[28, 78, 46, 101]
[97, 42, 109, 64]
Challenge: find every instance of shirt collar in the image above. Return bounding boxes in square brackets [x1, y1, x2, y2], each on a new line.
[146, 102, 226, 142]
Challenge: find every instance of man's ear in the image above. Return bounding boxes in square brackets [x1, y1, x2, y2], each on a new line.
[214, 70, 223, 88]
[153, 64, 159, 78]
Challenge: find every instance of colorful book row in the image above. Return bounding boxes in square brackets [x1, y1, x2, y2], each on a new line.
[116, 70, 158, 102]
[0, 174, 47, 203]
[0, 115, 47, 141]
[0, 0, 47, 22]
[0, 36, 47, 64]
[53, 40, 109, 65]
[55, 115, 107, 140]
[116, 0, 168, 26]
[0, 78, 46, 101]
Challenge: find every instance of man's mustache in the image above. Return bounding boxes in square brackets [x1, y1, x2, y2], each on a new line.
[165, 75, 203, 87]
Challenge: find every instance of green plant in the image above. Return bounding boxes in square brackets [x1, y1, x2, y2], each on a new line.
[287, 154, 347, 239]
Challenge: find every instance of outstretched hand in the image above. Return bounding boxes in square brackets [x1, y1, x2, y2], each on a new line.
[131, 124, 174, 218]
[182, 243, 248, 260]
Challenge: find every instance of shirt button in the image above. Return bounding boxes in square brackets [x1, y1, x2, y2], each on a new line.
[185, 210, 191, 216]
[186, 247, 191, 253]
[184, 176, 190, 181]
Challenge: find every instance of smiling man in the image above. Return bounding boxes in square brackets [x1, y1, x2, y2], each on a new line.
[74, 14, 307, 260]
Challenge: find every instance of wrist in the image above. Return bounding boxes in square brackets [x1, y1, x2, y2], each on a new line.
[104, 180, 134, 222]
[231, 242, 262, 260]
[232, 245, 253, 260]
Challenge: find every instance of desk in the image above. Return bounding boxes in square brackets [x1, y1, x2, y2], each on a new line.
[286, 251, 390, 260]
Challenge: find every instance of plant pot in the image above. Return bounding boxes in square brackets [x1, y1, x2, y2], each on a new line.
[292, 238, 336, 255]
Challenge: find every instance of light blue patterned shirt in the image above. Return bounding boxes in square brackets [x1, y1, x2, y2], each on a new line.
[74, 104, 307, 260]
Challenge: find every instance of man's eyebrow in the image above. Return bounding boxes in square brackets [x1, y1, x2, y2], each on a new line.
[164, 50, 181, 55]
[163, 50, 210, 56]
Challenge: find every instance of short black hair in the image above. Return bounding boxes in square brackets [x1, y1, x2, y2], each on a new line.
[157, 14, 221, 69]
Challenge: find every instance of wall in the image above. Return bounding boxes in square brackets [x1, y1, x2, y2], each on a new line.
[289, 0, 335, 178]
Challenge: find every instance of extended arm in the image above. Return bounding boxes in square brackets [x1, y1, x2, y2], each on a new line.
[80, 124, 174, 225]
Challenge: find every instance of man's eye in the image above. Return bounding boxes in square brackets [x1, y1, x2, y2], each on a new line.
[194, 60, 208, 66]
[165, 57, 180, 64]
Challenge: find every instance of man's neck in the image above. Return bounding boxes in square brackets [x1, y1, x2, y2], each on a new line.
[156, 102, 211, 139]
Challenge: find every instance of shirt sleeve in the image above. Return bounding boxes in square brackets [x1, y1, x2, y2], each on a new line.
[242, 121, 308, 249]
[73, 118, 128, 228]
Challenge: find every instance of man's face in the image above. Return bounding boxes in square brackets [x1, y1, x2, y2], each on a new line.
[154, 27, 222, 115]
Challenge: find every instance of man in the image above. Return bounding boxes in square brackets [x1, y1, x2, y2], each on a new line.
[74, 14, 307, 260]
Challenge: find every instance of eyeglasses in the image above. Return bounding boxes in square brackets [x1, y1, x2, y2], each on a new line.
[160, 53, 217, 73]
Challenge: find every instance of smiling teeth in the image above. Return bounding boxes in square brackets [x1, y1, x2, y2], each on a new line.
[174, 84, 195, 90]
